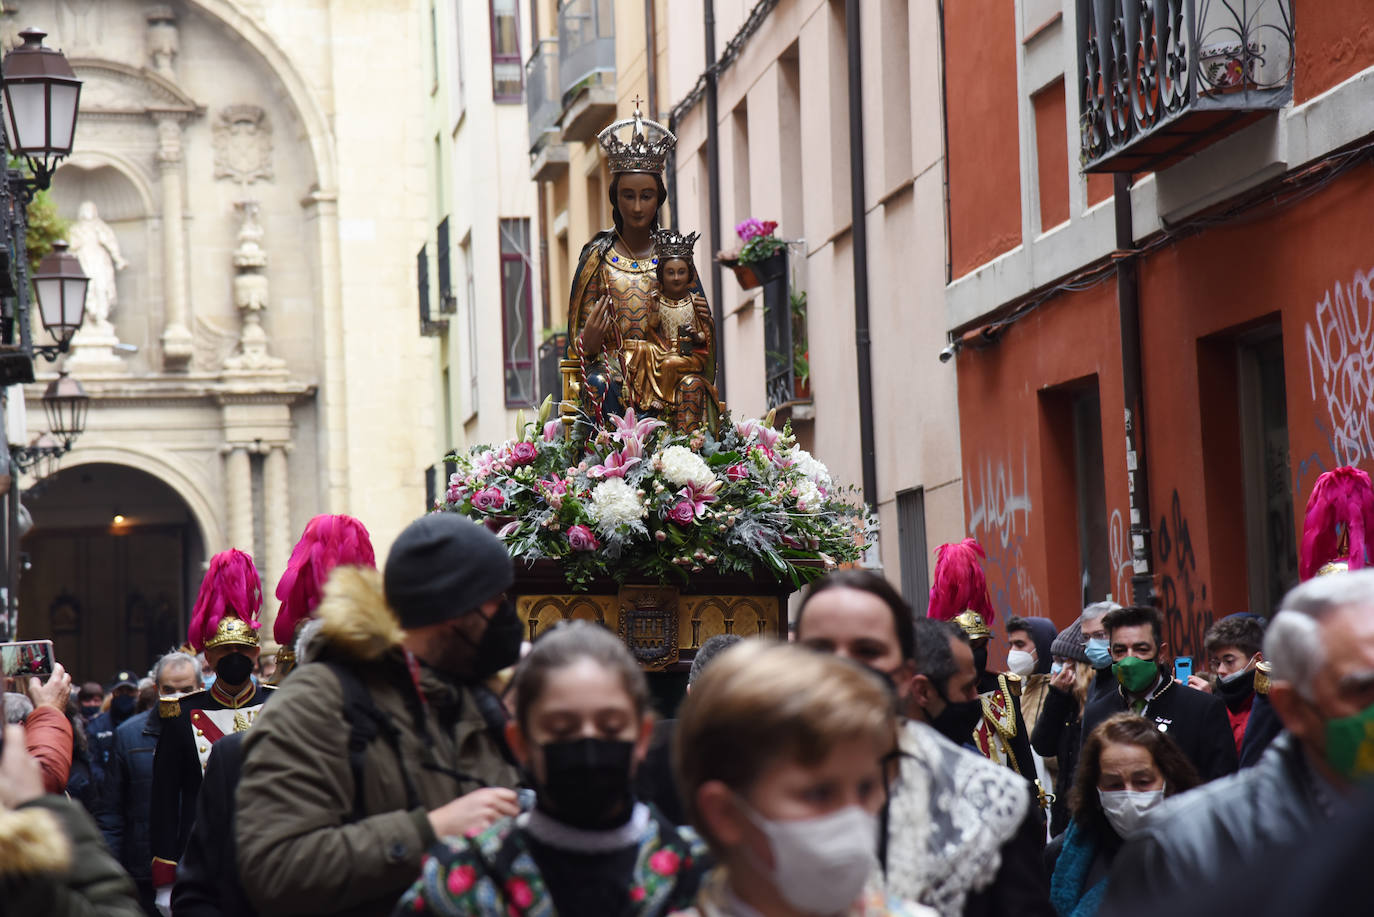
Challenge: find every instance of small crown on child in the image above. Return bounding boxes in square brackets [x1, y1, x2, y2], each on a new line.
[652, 228, 700, 261]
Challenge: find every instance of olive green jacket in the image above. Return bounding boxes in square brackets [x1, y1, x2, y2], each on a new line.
[0, 795, 144, 917]
[235, 568, 521, 917]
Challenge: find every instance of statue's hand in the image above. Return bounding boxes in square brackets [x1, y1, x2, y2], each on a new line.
[579, 294, 614, 355]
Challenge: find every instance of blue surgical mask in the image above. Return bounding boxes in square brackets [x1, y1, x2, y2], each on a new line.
[1086, 637, 1112, 669]
[1050, 661, 1065, 676]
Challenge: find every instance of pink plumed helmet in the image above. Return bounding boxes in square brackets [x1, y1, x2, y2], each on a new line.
[927, 538, 996, 639]
[188, 549, 263, 652]
[273, 514, 376, 647]
[1300, 466, 1374, 581]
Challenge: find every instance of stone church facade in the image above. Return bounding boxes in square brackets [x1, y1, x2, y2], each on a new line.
[11, 0, 431, 673]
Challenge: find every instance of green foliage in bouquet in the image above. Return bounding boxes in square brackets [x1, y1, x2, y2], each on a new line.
[440, 397, 869, 590]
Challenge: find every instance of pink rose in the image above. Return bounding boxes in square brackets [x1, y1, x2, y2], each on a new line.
[509, 441, 538, 465]
[629, 886, 647, 902]
[667, 500, 696, 525]
[471, 487, 505, 512]
[446, 865, 476, 896]
[724, 463, 747, 482]
[567, 524, 600, 552]
[649, 849, 681, 876]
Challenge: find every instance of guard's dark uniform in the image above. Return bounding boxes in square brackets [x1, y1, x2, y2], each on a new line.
[149, 678, 273, 889]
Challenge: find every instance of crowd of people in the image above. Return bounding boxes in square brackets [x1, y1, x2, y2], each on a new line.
[2, 465, 1372, 915]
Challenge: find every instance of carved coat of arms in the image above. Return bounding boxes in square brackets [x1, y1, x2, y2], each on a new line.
[213, 104, 273, 185]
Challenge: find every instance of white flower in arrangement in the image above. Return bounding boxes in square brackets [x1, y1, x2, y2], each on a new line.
[795, 480, 824, 512]
[654, 445, 716, 487]
[589, 477, 648, 528]
[789, 448, 833, 490]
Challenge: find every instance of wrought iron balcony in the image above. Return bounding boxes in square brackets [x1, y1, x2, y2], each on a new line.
[526, 38, 569, 181]
[1078, 0, 1293, 173]
[558, 0, 615, 143]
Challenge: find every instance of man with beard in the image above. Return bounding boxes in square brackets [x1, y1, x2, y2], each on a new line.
[796, 571, 1053, 917]
[235, 514, 523, 917]
[149, 550, 274, 914]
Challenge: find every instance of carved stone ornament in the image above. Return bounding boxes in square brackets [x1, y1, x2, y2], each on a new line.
[213, 104, 273, 186]
[145, 5, 178, 78]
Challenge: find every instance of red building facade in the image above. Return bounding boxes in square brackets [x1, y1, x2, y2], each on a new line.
[942, 1, 1374, 654]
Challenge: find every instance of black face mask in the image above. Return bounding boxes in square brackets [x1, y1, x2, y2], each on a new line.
[80, 703, 101, 720]
[110, 695, 136, 724]
[535, 737, 636, 830]
[458, 598, 524, 682]
[929, 685, 984, 747]
[214, 652, 254, 687]
[971, 644, 989, 676]
[1215, 667, 1256, 712]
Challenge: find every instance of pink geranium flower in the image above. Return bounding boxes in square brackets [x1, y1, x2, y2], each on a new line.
[567, 524, 600, 551]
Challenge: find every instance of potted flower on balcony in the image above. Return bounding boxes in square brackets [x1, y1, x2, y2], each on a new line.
[717, 218, 787, 290]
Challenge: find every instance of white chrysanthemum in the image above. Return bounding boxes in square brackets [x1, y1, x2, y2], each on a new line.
[795, 480, 824, 512]
[790, 448, 833, 490]
[655, 445, 715, 487]
[589, 478, 647, 528]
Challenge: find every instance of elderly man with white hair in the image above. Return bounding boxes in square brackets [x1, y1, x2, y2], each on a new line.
[1101, 570, 1374, 908]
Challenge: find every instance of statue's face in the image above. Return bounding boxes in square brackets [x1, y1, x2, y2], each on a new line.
[661, 258, 692, 299]
[616, 173, 660, 232]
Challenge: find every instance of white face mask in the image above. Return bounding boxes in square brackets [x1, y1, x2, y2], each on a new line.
[735, 798, 878, 916]
[1097, 787, 1164, 837]
[1006, 649, 1036, 677]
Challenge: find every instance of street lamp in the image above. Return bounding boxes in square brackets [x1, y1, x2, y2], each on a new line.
[31, 240, 87, 358]
[1, 28, 81, 191]
[42, 370, 87, 447]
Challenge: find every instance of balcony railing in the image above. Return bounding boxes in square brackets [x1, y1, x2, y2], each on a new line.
[417, 243, 447, 337]
[1078, 0, 1293, 173]
[558, 0, 614, 110]
[527, 39, 561, 154]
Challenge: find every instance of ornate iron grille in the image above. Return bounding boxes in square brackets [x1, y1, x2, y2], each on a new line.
[1078, 0, 1293, 172]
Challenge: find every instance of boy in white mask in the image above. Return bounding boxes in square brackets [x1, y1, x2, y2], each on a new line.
[672, 640, 934, 917]
[1046, 714, 1199, 917]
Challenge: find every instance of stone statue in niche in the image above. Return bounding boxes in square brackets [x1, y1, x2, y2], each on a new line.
[223, 199, 285, 376]
[213, 105, 273, 186]
[69, 201, 128, 332]
[145, 5, 178, 79]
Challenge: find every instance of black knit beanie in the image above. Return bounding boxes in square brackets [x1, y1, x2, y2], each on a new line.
[383, 514, 514, 629]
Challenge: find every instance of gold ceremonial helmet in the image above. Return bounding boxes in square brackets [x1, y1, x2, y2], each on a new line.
[1317, 560, 1351, 577]
[954, 610, 992, 641]
[204, 613, 259, 650]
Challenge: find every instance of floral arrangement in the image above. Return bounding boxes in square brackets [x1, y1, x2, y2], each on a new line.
[439, 397, 868, 590]
[719, 217, 786, 265]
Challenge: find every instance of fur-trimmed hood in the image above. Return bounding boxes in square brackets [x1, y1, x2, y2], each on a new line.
[308, 566, 406, 664]
[0, 805, 71, 877]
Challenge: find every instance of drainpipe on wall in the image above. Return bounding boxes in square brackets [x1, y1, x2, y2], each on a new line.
[1114, 174, 1156, 604]
[703, 0, 726, 402]
[644, 0, 658, 120]
[846, 0, 877, 511]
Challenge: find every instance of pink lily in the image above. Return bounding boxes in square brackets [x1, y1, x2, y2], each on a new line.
[588, 448, 641, 479]
[677, 480, 722, 519]
[734, 418, 782, 450]
[610, 408, 665, 447]
[543, 419, 561, 442]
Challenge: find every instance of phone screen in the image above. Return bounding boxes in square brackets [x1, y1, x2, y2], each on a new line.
[1174, 656, 1193, 682]
[1, 640, 55, 678]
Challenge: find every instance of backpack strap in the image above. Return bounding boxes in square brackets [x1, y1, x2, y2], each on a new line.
[324, 661, 422, 821]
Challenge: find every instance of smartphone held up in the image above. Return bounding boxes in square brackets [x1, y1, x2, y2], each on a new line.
[1, 639, 56, 679]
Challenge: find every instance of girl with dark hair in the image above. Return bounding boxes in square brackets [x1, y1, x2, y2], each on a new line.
[393, 622, 709, 916]
[1048, 713, 1200, 917]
